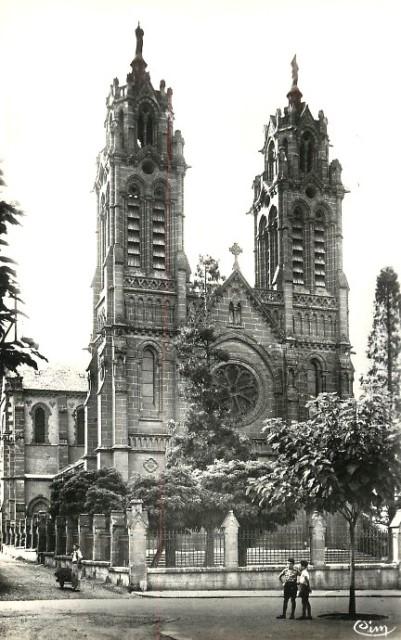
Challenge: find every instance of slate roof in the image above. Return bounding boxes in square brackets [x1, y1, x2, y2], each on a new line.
[14, 364, 88, 393]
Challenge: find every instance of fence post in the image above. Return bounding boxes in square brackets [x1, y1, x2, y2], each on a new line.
[222, 510, 239, 568]
[65, 517, 76, 555]
[110, 510, 126, 567]
[92, 514, 107, 561]
[127, 499, 148, 591]
[24, 518, 29, 548]
[309, 512, 326, 567]
[78, 514, 92, 560]
[389, 509, 401, 563]
[37, 512, 47, 554]
[55, 516, 65, 555]
[45, 516, 54, 552]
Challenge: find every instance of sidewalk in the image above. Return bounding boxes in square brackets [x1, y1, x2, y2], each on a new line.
[134, 589, 401, 598]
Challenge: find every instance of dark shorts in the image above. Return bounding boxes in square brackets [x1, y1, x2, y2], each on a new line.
[283, 582, 297, 599]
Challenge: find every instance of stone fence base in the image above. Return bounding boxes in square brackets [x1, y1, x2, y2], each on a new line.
[1, 544, 38, 563]
[146, 564, 401, 591]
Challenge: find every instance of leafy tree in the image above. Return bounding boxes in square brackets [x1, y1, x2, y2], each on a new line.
[0, 168, 46, 377]
[248, 386, 401, 616]
[50, 468, 127, 519]
[169, 255, 253, 470]
[366, 266, 401, 415]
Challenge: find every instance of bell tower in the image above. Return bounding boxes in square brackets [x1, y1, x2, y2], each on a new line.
[250, 56, 354, 417]
[85, 25, 189, 479]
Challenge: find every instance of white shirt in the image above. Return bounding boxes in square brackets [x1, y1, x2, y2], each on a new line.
[299, 568, 310, 585]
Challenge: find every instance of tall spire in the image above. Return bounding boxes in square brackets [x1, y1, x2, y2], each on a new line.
[130, 22, 148, 82]
[287, 54, 303, 109]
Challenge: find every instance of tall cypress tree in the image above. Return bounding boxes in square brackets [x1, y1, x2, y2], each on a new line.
[366, 266, 401, 416]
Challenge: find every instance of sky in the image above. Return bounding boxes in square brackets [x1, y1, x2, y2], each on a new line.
[0, 0, 400, 384]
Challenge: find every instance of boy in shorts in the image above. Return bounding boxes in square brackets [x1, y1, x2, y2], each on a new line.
[297, 559, 312, 619]
[277, 557, 299, 619]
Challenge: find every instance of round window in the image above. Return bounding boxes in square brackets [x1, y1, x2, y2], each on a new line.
[215, 363, 259, 419]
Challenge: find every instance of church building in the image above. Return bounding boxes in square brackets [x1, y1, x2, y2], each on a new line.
[84, 26, 354, 481]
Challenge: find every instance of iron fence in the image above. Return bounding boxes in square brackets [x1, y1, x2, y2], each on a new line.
[115, 533, 129, 567]
[325, 521, 389, 563]
[147, 529, 225, 568]
[238, 528, 310, 565]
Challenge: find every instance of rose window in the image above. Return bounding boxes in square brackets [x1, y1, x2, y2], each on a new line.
[216, 363, 259, 418]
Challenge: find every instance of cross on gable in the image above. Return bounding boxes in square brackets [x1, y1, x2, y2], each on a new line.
[229, 242, 242, 270]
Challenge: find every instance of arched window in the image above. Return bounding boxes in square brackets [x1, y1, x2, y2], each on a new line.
[127, 183, 142, 267]
[137, 103, 154, 147]
[152, 185, 166, 270]
[118, 110, 125, 149]
[228, 301, 235, 324]
[308, 359, 322, 397]
[258, 216, 267, 287]
[33, 406, 46, 444]
[314, 211, 326, 287]
[142, 348, 156, 409]
[267, 141, 275, 182]
[268, 208, 278, 286]
[76, 407, 85, 446]
[234, 302, 242, 325]
[292, 208, 304, 285]
[300, 131, 314, 173]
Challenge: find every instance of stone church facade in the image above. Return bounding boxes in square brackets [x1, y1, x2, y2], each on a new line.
[84, 28, 354, 481]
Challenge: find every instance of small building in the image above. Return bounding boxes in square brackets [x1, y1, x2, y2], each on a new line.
[0, 365, 87, 535]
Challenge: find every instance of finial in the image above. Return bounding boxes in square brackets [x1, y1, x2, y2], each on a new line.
[291, 54, 299, 87]
[135, 22, 144, 57]
[287, 54, 302, 109]
[229, 242, 243, 270]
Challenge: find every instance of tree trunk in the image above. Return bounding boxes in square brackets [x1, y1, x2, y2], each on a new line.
[165, 532, 177, 567]
[205, 528, 215, 567]
[348, 520, 356, 616]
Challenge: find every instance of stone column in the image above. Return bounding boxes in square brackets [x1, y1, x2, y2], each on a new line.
[15, 521, 20, 547]
[10, 522, 15, 546]
[222, 511, 239, 568]
[20, 519, 26, 548]
[24, 518, 30, 548]
[389, 509, 401, 563]
[110, 510, 126, 566]
[309, 512, 326, 567]
[65, 517, 76, 555]
[127, 499, 148, 591]
[32, 516, 38, 549]
[92, 514, 108, 561]
[55, 516, 65, 555]
[78, 514, 92, 560]
[37, 512, 47, 553]
[45, 516, 55, 552]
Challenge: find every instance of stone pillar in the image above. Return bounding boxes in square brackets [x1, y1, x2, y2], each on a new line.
[15, 521, 20, 547]
[110, 510, 126, 566]
[127, 499, 148, 591]
[20, 519, 26, 548]
[309, 512, 327, 567]
[222, 510, 240, 568]
[37, 512, 47, 553]
[65, 517, 76, 555]
[45, 516, 55, 552]
[55, 516, 65, 555]
[32, 516, 38, 549]
[24, 518, 30, 548]
[78, 514, 92, 560]
[10, 522, 15, 546]
[92, 514, 108, 561]
[389, 509, 401, 563]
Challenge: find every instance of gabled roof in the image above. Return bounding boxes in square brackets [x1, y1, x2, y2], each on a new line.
[9, 364, 88, 393]
[215, 268, 284, 341]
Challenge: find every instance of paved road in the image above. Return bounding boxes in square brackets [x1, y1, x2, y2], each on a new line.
[0, 556, 400, 640]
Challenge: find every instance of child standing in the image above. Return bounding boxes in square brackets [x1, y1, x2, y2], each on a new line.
[277, 557, 299, 619]
[297, 560, 312, 620]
